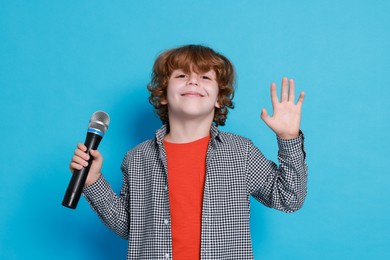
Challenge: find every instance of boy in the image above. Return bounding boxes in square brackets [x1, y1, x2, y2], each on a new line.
[69, 45, 307, 259]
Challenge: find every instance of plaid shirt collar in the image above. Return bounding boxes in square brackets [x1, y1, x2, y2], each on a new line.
[155, 124, 223, 145]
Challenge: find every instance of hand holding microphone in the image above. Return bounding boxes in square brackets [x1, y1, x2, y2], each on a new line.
[62, 111, 110, 209]
[70, 143, 103, 187]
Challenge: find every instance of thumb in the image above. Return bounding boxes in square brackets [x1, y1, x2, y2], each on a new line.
[89, 149, 102, 162]
[260, 108, 270, 123]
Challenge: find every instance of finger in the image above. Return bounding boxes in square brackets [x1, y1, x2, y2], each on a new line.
[289, 79, 295, 102]
[260, 108, 271, 124]
[281, 77, 288, 102]
[89, 149, 102, 161]
[72, 155, 89, 167]
[74, 148, 90, 161]
[69, 154, 88, 171]
[70, 161, 84, 172]
[297, 91, 305, 107]
[270, 82, 278, 108]
[77, 143, 87, 152]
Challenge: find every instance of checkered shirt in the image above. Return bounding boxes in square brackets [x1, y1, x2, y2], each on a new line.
[83, 124, 308, 260]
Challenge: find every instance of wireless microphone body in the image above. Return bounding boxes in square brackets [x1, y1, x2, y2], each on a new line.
[62, 111, 110, 209]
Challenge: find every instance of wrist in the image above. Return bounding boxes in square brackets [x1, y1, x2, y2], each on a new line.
[85, 172, 102, 187]
[277, 133, 299, 140]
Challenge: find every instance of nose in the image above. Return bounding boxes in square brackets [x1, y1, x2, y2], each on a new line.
[187, 73, 198, 86]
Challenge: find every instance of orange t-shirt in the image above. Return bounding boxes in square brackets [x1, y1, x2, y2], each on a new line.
[164, 135, 210, 260]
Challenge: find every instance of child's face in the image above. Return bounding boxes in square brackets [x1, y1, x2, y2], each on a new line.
[161, 68, 220, 122]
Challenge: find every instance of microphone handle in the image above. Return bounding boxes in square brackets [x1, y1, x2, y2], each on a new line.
[62, 132, 103, 209]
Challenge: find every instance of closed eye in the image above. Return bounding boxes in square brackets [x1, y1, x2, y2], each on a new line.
[202, 76, 211, 80]
[176, 74, 186, 78]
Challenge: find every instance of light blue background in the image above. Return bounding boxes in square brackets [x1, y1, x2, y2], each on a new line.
[1, 0, 389, 259]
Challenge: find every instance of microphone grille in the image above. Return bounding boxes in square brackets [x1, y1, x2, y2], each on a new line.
[88, 111, 110, 134]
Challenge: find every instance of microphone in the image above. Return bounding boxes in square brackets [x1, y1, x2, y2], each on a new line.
[62, 111, 110, 209]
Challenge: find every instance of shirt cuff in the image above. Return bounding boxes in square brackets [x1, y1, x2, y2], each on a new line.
[277, 130, 306, 158]
[82, 175, 112, 203]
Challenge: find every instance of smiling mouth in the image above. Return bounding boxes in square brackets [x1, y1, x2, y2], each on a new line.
[181, 92, 204, 97]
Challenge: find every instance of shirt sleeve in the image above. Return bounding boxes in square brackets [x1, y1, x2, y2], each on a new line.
[82, 155, 131, 239]
[246, 131, 307, 213]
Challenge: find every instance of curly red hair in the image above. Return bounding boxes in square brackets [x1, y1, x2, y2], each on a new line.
[147, 45, 235, 126]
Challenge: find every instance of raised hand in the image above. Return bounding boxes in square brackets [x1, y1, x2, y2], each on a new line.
[260, 77, 304, 140]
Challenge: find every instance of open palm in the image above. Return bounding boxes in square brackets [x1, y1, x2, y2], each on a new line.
[260, 77, 304, 140]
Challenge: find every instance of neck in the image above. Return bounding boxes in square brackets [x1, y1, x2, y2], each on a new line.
[165, 116, 213, 143]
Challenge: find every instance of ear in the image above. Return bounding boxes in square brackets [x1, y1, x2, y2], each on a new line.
[215, 89, 221, 108]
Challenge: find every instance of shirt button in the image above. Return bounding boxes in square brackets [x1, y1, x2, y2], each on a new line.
[164, 219, 169, 225]
[165, 185, 168, 191]
[165, 253, 169, 258]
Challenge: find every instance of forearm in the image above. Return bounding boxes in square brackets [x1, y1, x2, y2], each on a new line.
[248, 132, 308, 213]
[83, 175, 129, 239]
[274, 131, 307, 212]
